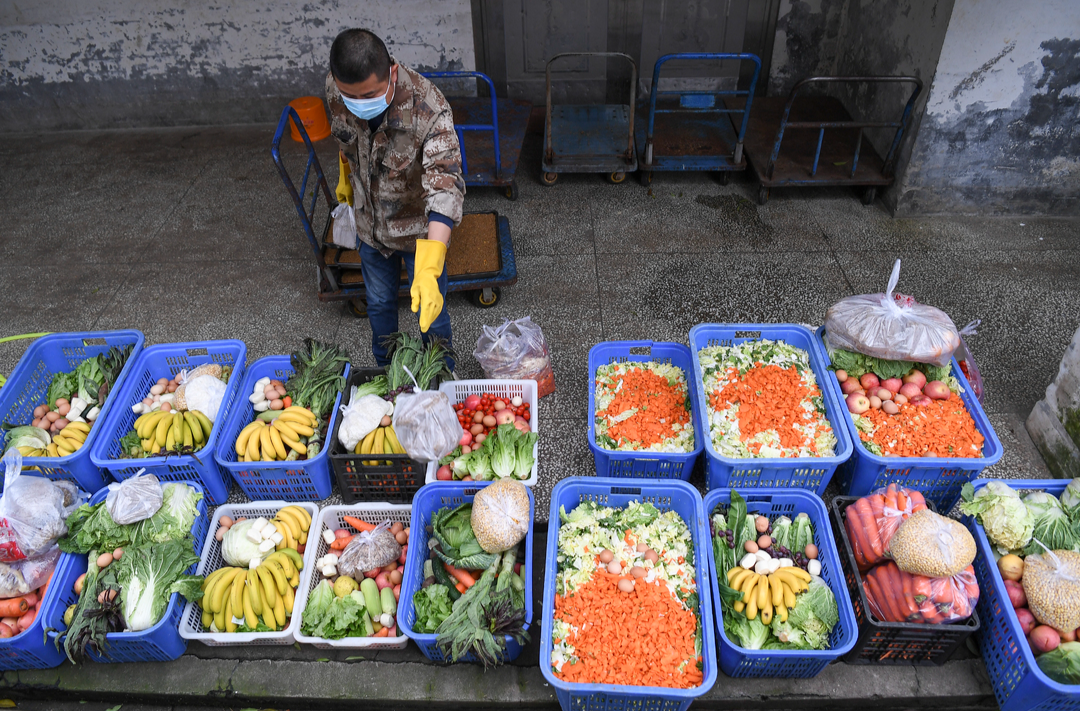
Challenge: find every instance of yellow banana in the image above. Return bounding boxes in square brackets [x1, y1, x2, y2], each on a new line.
[267, 425, 288, 460]
[213, 603, 226, 631]
[192, 411, 214, 439]
[236, 421, 262, 455]
[139, 411, 167, 439]
[782, 581, 797, 609]
[171, 412, 184, 446]
[280, 433, 306, 455]
[281, 406, 317, 423]
[747, 591, 758, 620]
[276, 546, 304, 571]
[242, 580, 258, 629]
[777, 603, 789, 623]
[283, 583, 294, 615]
[246, 424, 262, 461]
[274, 508, 303, 538]
[761, 599, 773, 625]
[261, 561, 288, 597]
[728, 567, 753, 591]
[272, 591, 286, 627]
[756, 576, 769, 609]
[202, 567, 231, 591]
[202, 607, 213, 629]
[259, 427, 276, 461]
[266, 551, 296, 580]
[65, 421, 90, 434]
[247, 571, 264, 616]
[359, 429, 377, 455]
[271, 418, 300, 441]
[256, 567, 279, 609]
[769, 575, 784, 607]
[383, 425, 403, 454]
[165, 427, 176, 452]
[46, 443, 60, 458]
[56, 441, 75, 457]
[182, 421, 193, 449]
[230, 572, 246, 617]
[262, 608, 278, 632]
[739, 572, 759, 602]
[224, 597, 238, 633]
[734, 600, 745, 613]
[782, 567, 812, 583]
[60, 427, 87, 443]
[153, 413, 173, 445]
[285, 421, 314, 438]
[184, 412, 204, 444]
[281, 505, 310, 530]
[211, 569, 243, 613]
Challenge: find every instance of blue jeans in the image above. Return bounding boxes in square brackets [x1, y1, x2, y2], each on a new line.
[359, 241, 453, 369]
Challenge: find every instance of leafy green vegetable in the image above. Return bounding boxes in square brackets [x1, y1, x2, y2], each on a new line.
[351, 375, 389, 401]
[1037, 642, 1080, 684]
[46, 371, 79, 409]
[411, 584, 454, 633]
[382, 332, 454, 396]
[711, 491, 750, 608]
[288, 339, 349, 420]
[58, 552, 125, 663]
[828, 348, 951, 383]
[724, 612, 772, 650]
[115, 539, 202, 631]
[1024, 491, 1077, 553]
[75, 358, 105, 405]
[431, 504, 499, 570]
[790, 513, 815, 556]
[2, 426, 50, 454]
[960, 481, 1034, 555]
[118, 430, 142, 458]
[59, 483, 201, 555]
[129, 483, 202, 545]
[768, 578, 839, 650]
[771, 516, 793, 551]
[1061, 479, 1080, 519]
[299, 580, 370, 640]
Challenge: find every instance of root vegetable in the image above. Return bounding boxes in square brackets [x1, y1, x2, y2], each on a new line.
[1016, 608, 1037, 635]
[999, 554, 1024, 582]
[1031, 625, 1061, 654]
[1005, 579, 1028, 608]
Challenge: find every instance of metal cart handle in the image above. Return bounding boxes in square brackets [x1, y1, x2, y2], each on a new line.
[271, 105, 336, 286]
[766, 75, 924, 180]
[644, 52, 762, 166]
[544, 52, 638, 164]
[421, 71, 502, 179]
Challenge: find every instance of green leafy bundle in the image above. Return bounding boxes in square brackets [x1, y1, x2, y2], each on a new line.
[288, 339, 349, 420]
[430, 504, 499, 570]
[59, 482, 202, 555]
[300, 580, 372, 640]
[828, 348, 950, 383]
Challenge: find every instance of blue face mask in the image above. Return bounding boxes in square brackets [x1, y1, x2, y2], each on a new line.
[341, 75, 393, 121]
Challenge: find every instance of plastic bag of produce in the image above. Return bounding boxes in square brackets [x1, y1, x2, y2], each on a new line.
[471, 479, 530, 554]
[824, 259, 961, 367]
[337, 394, 392, 453]
[1022, 546, 1080, 633]
[954, 320, 984, 404]
[330, 203, 358, 249]
[174, 367, 227, 422]
[0, 451, 84, 563]
[104, 470, 163, 525]
[863, 561, 979, 624]
[392, 379, 460, 463]
[337, 520, 401, 577]
[844, 484, 928, 571]
[473, 317, 556, 397]
[888, 508, 976, 578]
[0, 544, 60, 599]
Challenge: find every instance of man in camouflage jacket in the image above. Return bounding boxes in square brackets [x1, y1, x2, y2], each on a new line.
[327, 29, 464, 366]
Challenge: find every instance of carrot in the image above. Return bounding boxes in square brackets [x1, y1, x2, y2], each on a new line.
[455, 582, 467, 594]
[845, 511, 867, 568]
[858, 399, 985, 458]
[343, 516, 376, 533]
[20, 592, 37, 609]
[895, 487, 908, 514]
[444, 562, 477, 588]
[890, 564, 917, 621]
[876, 565, 905, 623]
[907, 489, 927, 511]
[600, 366, 692, 449]
[16, 609, 35, 631]
[372, 626, 390, 637]
[283, 396, 292, 408]
[865, 569, 895, 622]
[884, 485, 898, 512]
[856, 498, 884, 559]
[0, 598, 28, 618]
[329, 534, 354, 550]
[913, 576, 936, 620]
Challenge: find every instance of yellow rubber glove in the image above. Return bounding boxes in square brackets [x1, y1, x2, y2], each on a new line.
[336, 152, 353, 206]
[411, 239, 447, 333]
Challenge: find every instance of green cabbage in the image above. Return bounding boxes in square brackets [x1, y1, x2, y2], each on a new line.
[724, 610, 772, 650]
[1061, 479, 1080, 519]
[300, 580, 370, 640]
[960, 481, 1034, 555]
[1037, 642, 1080, 685]
[115, 539, 201, 631]
[59, 483, 201, 555]
[769, 577, 839, 650]
[1024, 491, 1077, 553]
[790, 513, 815, 556]
[221, 519, 261, 567]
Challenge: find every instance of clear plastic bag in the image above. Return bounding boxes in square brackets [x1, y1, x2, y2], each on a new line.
[471, 479, 530, 554]
[954, 320, 985, 404]
[337, 521, 401, 577]
[473, 317, 556, 397]
[1023, 545, 1080, 632]
[864, 560, 979, 624]
[337, 394, 391, 453]
[330, 203, 358, 250]
[844, 484, 928, 571]
[105, 470, 163, 525]
[175, 371, 227, 423]
[0, 544, 60, 599]
[889, 508, 976, 578]
[0, 451, 84, 562]
[392, 380, 461, 463]
[824, 259, 961, 367]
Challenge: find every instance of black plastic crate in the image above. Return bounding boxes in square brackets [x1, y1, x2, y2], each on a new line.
[829, 495, 979, 665]
[329, 367, 429, 504]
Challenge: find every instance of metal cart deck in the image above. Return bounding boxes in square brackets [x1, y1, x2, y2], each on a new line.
[542, 52, 638, 185]
[727, 76, 923, 205]
[635, 53, 761, 186]
[421, 71, 532, 200]
[270, 105, 518, 314]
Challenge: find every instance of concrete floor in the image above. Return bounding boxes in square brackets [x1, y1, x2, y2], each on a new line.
[0, 124, 1071, 519]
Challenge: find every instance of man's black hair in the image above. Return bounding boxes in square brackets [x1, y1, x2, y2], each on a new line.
[330, 29, 392, 84]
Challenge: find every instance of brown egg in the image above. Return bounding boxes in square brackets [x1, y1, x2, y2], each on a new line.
[757, 535, 772, 549]
[617, 578, 635, 593]
[606, 560, 622, 575]
[630, 566, 647, 579]
[636, 543, 649, 553]
[390, 522, 404, 535]
[804, 544, 819, 560]
[598, 549, 614, 564]
[644, 549, 659, 564]
[755, 516, 770, 533]
[744, 540, 759, 554]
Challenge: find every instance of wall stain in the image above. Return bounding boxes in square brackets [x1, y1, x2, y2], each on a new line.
[949, 41, 1015, 101]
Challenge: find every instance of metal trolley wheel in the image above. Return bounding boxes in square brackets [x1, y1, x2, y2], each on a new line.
[471, 287, 501, 308]
[505, 179, 520, 201]
[607, 171, 627, 184]
[861, 186, 877, 205]
[639, 171, 653, 186]
[757, 184, 770, 205]
[541, 171, 559, 187]
[348, 299, 368, 318]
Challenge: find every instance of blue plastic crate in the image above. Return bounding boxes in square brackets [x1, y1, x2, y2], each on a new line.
[966, 479, 1080, 711]
[42, 481, 210, 663]
[0, 553, 67, 670]
[703, 487, 858, 677]
[399, 482, 534, 663]
[88, 340, 247, 505]
[215, 357, 347, 501]
[688, 324, 853, 494]
[540, 477, 718, 711]
[0, 331, 145, 494]
[814, 326, 1003, 512]
[587, 341, 703, 479]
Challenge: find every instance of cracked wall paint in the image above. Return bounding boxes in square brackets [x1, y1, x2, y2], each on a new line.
[0, 0, 474, 131]
[899, 0, 1080, 215]
[768, 0, 847, 97]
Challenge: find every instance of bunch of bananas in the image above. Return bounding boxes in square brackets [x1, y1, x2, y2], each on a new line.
[270, 505, 311, 550]
[16, 421, 91, 458]
[200, 548, 304, 633]
[133, 409, 213, 455]
[355, 425, 405, 463]
[726, 565, 812, 624]
[235, 406, 318, 462]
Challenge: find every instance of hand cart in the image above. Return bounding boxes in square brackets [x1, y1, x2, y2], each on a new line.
[636, 53, 761, 186]
[270, 105, 518, 315]
[541, 52, 637, 185]
[726, 76, 922, 205]
[421, 71, 531, 200]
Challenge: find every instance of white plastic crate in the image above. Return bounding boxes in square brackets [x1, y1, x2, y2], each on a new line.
[292, 503, 412, 649]
[424, 379, 539, 487]
[179, 501, 320, 646]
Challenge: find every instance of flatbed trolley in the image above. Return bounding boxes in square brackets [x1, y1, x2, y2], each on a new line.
[541, 52, 638, 185]
[270, 105, 518, 314]
[727, 76, 923, 205]
[421, 71, 532, 200]
[636, 53, 761, 186]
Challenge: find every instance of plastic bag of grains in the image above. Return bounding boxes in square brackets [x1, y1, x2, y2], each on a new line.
[471, 480, 531, 554]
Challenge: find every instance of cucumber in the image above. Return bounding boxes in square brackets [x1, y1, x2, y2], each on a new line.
[360, 578, 382, 617]
[362, 611, 374, 637]
[432, 561, 461, 601]
[380, 586, 397, 616]
[423, 559, 434, 579]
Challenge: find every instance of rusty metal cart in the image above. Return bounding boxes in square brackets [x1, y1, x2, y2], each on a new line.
[727, 76, 923, 205]
[635, 52, 761, 186]
[270, 106, 518, 315]
[421, 71, 532, 200]
[541, 52, 638, 185]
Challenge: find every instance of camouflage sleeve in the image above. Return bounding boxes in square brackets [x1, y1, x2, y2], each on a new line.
[420, 104, 465, 226]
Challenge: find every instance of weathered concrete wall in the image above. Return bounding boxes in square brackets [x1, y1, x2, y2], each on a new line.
[897, 0, 1080, 215]
[0, 0, 475, 132]
[768, 0, 847, 97]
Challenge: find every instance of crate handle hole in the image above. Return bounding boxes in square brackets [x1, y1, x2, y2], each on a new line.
[463, 488, 480, 496]
[611, 487, 641, 495]
[735, 331, 762, 339]
[628, 346, 651, 356]
[83, 338, 107, 346]
[186, 348, 209, 357]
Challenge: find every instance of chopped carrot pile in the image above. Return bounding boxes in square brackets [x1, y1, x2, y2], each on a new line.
[554, 573, 703, 689]
[859, 398, 985, 457]
[601, 367, 691, 449]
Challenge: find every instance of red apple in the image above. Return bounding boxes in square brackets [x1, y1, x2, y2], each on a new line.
[840, 379, 861, 395]
[859, 373, 880, 390]
[436, 465, 453, 481]
[899, 382, 922, 399]
[846, 393, 871, 414]
[902, 370, 927, 388]
[924, 381, 951, 400]
[1016, 608, 1037, 635]
[910, 395, 932, 407]
[881, 377, 903, 394]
